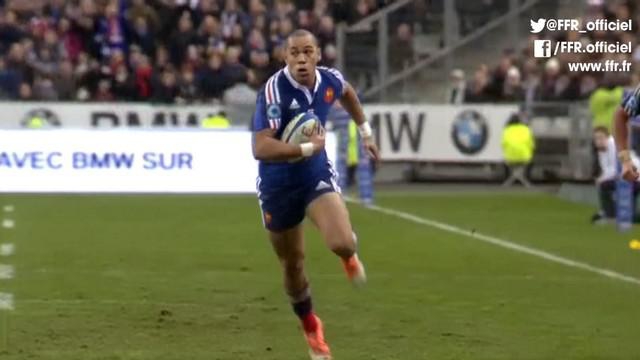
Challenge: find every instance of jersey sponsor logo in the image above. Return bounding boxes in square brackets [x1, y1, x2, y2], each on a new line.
[267, 104, 281, 119]
[289, 99, 301, 110]
[324, 87, 335, 103]
[267, 104, 281, 129]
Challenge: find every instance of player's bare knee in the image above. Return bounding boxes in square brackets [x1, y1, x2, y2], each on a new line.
[329, 231, 356, 258]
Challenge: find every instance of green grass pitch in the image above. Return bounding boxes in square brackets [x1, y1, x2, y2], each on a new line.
[0, 192, 638, 359]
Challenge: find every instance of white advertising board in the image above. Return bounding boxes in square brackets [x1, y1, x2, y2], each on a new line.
[365, 104, 519, 162]
[0, 130, 337, 193]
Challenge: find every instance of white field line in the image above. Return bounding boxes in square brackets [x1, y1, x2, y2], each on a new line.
[0, 243, 14, 257]
[1, 219, 14, 229]
[3, 205, 14, 213]
[0, 292, 14, 311]
[353, 200, 640, 287]
[0, 264, 14, 280]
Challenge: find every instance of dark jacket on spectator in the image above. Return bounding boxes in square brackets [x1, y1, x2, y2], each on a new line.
[196, 66, 230, 100]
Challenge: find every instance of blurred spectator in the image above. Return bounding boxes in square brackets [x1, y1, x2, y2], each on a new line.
[321, 43, 337, 68]
[96, 1, 128, 59]
[501, 67, 524, 103]
[18, 81, 33, 101]
[446, 69, 466, 105]
[94, 78, 114, 101]
[465, 65, 491, 103]
[223, 46, 248, 85]
[0, 10, 24, 53]
[54, 59, 76, 100]
[0, 0, 367, 103]
[152, 68, 179, 103]
[177, 66, 198, 103]
[249, 49, 272, 86]
[317, 15, 335, 48]
[112, 63, 137, 101]
[126, 0, 159, 33]
[0, 58, 21, 98]
[389, 23, 413, 72]
[197, 53, 229, 100]
[33, 75, 58, 100]
[591, 126, 640, 224]
[169, 12, 198, 66]
[130, 16, 156, 57]
[589, 75, 624, 131]
[220, 0, 248, 39]
[538, 58, 563, 102]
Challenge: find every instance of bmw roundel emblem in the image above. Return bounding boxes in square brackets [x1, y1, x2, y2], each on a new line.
[267, 104, 281, 119]
[451, 110, 488, 155]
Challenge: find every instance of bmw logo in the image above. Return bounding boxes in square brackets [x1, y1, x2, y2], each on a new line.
[451, 110, 488, 155]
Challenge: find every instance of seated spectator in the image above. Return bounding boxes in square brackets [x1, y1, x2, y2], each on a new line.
[130, 16, 156, 58]
[112, 63, 137, 101]
[0, 10, 25, 54]
[316, 15, 335, 49]
[96, 1, 128, 59]
[54, 60, 76, 100]
[249, 49, 272, 87]
[0, 58, 21, 99]
[223, 46, 248, 86]
[18, 82, 33, 101]
[0, 0, 349, 103]
[152, 68, 179, 103]
[177, 66, 198, 104]
[197, 53, 229, 100]
[169, 12, 198, 66]
[126, 0, 159, 33]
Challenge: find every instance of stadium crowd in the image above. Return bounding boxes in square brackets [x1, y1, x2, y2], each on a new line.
[0, 0, 399, 103]
[449, 0, 640, 104]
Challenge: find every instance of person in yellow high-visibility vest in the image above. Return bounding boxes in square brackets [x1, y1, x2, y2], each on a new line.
[346, 120, 359, 187]
[502, 113, 535, 187]
[202, 111, 231, 128]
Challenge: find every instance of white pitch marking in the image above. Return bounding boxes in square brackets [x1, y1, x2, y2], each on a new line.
[3, 205, 14, 213]
[2, 219, 14, 229]
[0, 292, 14, 311]
[355, 201, 640, 287]
[0, 244, 14, 256]
[0, 264, 14, 280]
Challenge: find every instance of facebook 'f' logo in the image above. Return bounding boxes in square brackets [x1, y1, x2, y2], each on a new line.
[534, 40, 552, 58]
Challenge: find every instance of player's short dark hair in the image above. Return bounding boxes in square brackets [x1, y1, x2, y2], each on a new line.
[593, 126, 609, 135]
[285, 29, 319, 48]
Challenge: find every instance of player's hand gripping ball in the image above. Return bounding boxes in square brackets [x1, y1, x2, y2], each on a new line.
[281, 112, 323, 162]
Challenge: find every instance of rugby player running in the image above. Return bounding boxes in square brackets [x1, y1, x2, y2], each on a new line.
[252, 29, 379, 360]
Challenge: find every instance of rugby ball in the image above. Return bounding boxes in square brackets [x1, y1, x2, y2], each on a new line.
[281, 112, 320, 162]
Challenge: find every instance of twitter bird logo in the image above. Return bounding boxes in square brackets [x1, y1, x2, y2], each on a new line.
[530, 19, 546, 33]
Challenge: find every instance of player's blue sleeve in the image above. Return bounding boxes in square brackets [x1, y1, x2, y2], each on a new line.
[622, 86, 640, 117]
[252, 90, 269, 131]
[320, 67, 347, 96]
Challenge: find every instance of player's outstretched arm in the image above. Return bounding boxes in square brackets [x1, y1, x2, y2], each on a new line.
[339, 83, 380, 161]
[253, 128, 325, 161]
[613, 107, 639, 181]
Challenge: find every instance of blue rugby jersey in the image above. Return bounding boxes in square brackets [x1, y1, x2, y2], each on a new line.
[253, 66, 346, 188]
